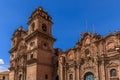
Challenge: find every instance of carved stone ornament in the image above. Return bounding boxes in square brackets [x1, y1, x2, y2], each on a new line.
[59, 57, 63, 64]
[85, 38, 90, 45]
[67, 50, 75, 61]
[18, 41, 26, 51]
[106, 62, 119, 68]
[106, 42, 115, 52]
[85, 49, 91, 57]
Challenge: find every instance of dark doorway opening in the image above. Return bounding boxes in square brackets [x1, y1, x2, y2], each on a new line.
[56, 75, 59, 80]
[84, 72, 94, 80]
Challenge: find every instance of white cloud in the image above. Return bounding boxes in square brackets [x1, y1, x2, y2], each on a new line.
[0, 59, 4, 64]
[0, 59, 9, 72]
[0, 65, 9, 72]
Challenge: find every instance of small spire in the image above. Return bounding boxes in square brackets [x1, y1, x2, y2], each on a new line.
[86, 20, 88, 32]
[92, 24, 96, 34]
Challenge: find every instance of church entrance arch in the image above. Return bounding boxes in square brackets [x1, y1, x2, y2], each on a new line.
[19, 74, 22, 80]
[84, 72, 94, 80]
[55, 75, 59, 80]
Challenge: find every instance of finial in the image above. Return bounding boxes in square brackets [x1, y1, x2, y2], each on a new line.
[38, 6, 43, 10]
[19, 26, 23, 31]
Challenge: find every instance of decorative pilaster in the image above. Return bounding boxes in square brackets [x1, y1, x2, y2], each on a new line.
[59, 56, 64, 80]
[76, 65, 80, 80]
[63, 66, 66, 80]
[99, 60, 105, 80]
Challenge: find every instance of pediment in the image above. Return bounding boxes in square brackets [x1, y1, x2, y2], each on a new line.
[81, 32, 92, 46]
[106, 62, 119, 68]
[106, 39, 117, 52]
[104, 33, 115, 40]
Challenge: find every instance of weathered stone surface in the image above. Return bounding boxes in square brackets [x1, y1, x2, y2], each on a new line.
[9, 7, 120, 80]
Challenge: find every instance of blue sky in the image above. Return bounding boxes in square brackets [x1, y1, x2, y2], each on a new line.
[0, 0, 120, 72]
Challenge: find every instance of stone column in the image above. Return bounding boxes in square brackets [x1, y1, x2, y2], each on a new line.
[76, 65, 79, 80]
[119, 56, 120, 79]
[79, 66, 82, 80]
[63, 66, 66, 80]
[99, 61, 105, 80]
[59, 57, 64, 80]
[59, 63, 63, 80]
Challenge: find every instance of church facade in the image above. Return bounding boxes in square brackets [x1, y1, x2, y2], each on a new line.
[58, 32, 120, 80]
[9, 7, 120, 80]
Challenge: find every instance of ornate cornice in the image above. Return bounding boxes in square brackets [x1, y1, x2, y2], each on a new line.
[28, 14, 53, 25]
[105, 54, 120, 61]
[28, 7, 53, 25]
[27, 58, 37, 65]
[110, 77, 119, 80]
[37, 62, 53, 67]
[75, 31, 120, 49]
[9, 46, 17, 53]
[25, 30, 56, 42]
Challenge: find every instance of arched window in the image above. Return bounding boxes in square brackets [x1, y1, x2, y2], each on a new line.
[30, 53, 34, 59]
[31, 23, 35, 31]
[69, 74, 73, 80]
[110, 69, 117, 77]
[42, 24, 47, 32]
[3, 76, 5, 80]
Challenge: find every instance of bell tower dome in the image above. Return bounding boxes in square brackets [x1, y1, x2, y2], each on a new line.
[28, 7, 53, 36]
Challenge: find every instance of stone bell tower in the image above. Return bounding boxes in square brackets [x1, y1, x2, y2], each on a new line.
[25, 7, 56, 80]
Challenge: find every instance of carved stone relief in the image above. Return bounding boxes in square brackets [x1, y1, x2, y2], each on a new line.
[67, 50, 75, 61]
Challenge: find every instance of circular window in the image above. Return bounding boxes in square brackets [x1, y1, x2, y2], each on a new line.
[43, 43, 47, 47]
[30, 42, 35, 47]
[42, 42, 48, 49]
